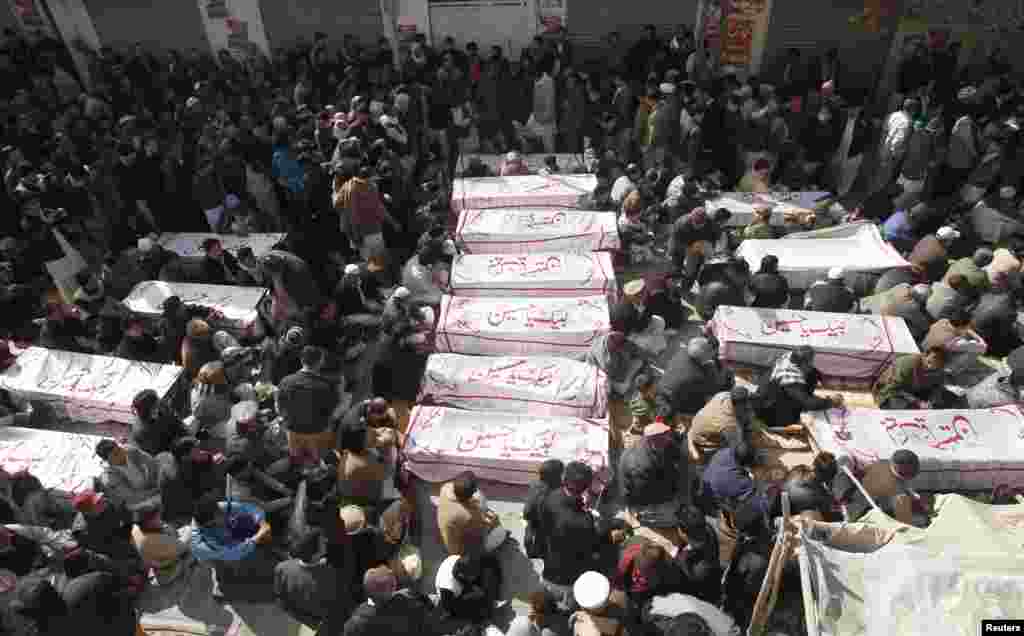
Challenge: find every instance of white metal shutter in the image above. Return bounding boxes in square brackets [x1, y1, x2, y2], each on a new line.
[84, 0, 208, 52]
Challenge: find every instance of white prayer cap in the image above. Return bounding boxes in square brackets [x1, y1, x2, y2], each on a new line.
[659, 82, 676, 95]
[936, 226, 961, 241]
[137, 237, 154, 252]
[910, 284, 931, 301]
[434, 554, 463, 595]
[442, 239, 457, 256]
[392, 286, 411, 300]
[186, 96, 200, 109]
[1001, 185, 1017, 199]
[344, 264, 360, 276]
[379, 114, 394, 126]
[827, 266, 845, 281]
[623, 279, 646, 297]
[573, 571, 611, 610]
[506, 151, 521, 162]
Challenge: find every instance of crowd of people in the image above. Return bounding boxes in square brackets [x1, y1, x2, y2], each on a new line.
[0, 18, 1022, 636]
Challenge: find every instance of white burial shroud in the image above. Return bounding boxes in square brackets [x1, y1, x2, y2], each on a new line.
[806, 406, 1024, 491]
[451, 173, 597, 212]
[155, 232, 285, 257]
[456, 208, 620, 254]
[0, 347, 184, 428]
[403, 405, 609, 486]
[711, 305, 920, 383]
[735, 222, 910, 288]
[435, 294, 610, 357]
[418, 353, 609, 418]
[123, 280, 266, 334]
[448, 252, 617, 298]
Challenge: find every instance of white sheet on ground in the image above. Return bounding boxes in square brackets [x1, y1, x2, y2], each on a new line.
[451, 174, 597, 212]
[735, 222, 910, 289]
[0, 347, 184, 427]
[801, 494, 1024, 636]
[461, 153, 585, 175]
[449, 252, 617, 298]
[456, 208, 620, 254]
[404, 405, 609, 486]
[805, 406, 1024, 491]
[123, 281, 266, 334]
[706, 191, 831, 226]
[419, 353, 609, 418]
[0, 426, 104, 493]
[711, 305, 919, 382]
[156, 233, 285, 258]
[435, 295, 610, 357]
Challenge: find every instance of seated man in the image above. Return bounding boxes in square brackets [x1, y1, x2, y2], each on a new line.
[876, 282, 932, 342]
[189, 492, 274, 600]
[689, 387, 756, 464]
[748, 255, 789, 308]
[972, 280, 1024, 357]
[872, 347, 950, 410]
[337, 566, 445, 636]
[273, 528, 341, 629]
[775, 455, 840, 522]
[922, 310, 987, 376]
[38, 301, 96, 353]
[755, 346, 843, 427]
[943, 247, 992, 295]
[618, 279, 668, 355]
[70, 490, 138, 569]
[130, 389, 191, 456]
[131, 508, 191, 585]
[966, 346, 1024, 408]
[742, 203, 777, 240]
[620, 420, 690, 521]
[435, 552, 502, 623]
[277, 346, 343, 463]
[805, 267, 857, 313]
[400, 241, 452, 307]
[94, 440, 178, 519]
[834, 449, 921, 524]
[655, 337, 735, 425]
[926, 274, 975, 323]
[703, 441, 775, 542]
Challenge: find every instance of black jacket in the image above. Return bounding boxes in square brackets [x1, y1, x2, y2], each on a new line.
[335, 590, 443, 636]
[749, 272, 790, 308]
[539, 489, 600, 586]
[277, 369, 340, 435]
[655, 351, 732, 418]
[619, 438, 688, 508]
[806, 280, 856, 313]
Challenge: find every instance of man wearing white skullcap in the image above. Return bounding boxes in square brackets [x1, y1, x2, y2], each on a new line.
[805, 266, 857, 313]
[906, 226, 960, 283]
[570, 571, 627, 636]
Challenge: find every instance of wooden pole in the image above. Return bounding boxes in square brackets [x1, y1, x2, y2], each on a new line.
[796, 527, 821, 636]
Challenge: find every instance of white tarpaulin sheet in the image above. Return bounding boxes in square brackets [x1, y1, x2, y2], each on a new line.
[461, 153, 585, 175]
[451, 174, 598, 212]
[711, 306, 919, 382]
[707, 191, 831, 226]
[123, 281, 265, 333]
[456, 208, 620, 254]
[784, 220, 875, 240]
[735, 222, 910, 289]
[0, 427, 104, 494]
[404, 405, 609, 486]
[0, 347, 184, 427]
[806, 406, 1024, 491]
[418, 354, 609, 418]
[449, 252, 617, 298]
[801, 495, 1024, 636]
[156, 233, 285, 258]
[435, 295, 610, 357]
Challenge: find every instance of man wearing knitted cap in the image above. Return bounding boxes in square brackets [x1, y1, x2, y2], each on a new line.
[656, 336, 734, 424]
[834, 449, 921, 524]
[805, 266, 857, 313]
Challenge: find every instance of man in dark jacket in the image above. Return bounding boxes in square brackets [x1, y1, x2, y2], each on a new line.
[619, 419, 690, 516]
[804, 267, 857, 313]
[655, 337, 734, 422]
[198, 238, 241, 285]
[667, 207, 716, 287]
[277, 346, 342, 462]
[273, 528, 341, 629]
[972, 277, 1024, 356]
[748, 254, 790, 308]
[539, 461, 601, 611]
[130, 388, 190, 456]
[113, 316, 162, 362]
[755, 346, 841, 426]
[335, 566, 444, 636]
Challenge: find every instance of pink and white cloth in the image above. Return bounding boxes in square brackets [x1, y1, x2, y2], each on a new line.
[0, 427, 104, 494]
[455, 208, 620, 254]
[418, 353, 609, 418]
[711, 306, 919, 383]
[0, 347, 184, 429]
[435, 295, 610, 357]
[123, 281, 266, 335]
[449, 252, 617, 299]
[403, 405, 609, 486]
[451, 174, 597, 213]
[706, 191, 831, 226]
[806, 406, 1024, 491]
